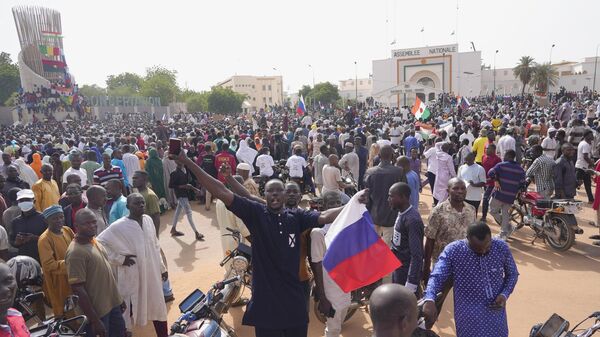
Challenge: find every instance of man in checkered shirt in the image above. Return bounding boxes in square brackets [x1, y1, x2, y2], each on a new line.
[526, 145, 556, 199]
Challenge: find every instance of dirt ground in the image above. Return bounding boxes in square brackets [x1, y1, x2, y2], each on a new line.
[134, 185, 600, 337]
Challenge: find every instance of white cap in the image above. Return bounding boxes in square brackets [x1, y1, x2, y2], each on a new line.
[16, 189, 34, 200]
[237, 163, 252, 171]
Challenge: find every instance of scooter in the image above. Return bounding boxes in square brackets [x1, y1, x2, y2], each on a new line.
[530, 311, 600, 337]
[217, 227, 252, 314]
[29, 295, 88, 337]
[169, 276, 241, 337]
[509, 180, 584, 251]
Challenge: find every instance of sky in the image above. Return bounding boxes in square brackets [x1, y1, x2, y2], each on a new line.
[1, 0, 598, 94]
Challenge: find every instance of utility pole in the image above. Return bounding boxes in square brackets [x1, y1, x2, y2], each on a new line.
[354, 61, 358, 111]
[494, 50, 499, 96]
[593, 44, 599, 94]
[548, 44, 555, 95]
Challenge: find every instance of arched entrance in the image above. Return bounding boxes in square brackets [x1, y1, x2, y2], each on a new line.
[409, 70, 441, 102]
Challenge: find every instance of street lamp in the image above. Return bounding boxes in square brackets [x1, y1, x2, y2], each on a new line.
[548, 44, 555, 95]
[308, 64, 315, 87]
[272, 67, 284, 108]
[494, 50, 499, 95]
[593, 44, 599, 94]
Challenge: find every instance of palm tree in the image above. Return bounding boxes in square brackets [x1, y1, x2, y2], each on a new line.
[513, 56, 535, 96]
[531, 63, 559, 95]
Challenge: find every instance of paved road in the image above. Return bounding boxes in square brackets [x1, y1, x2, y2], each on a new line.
[134, 186, 600, 337]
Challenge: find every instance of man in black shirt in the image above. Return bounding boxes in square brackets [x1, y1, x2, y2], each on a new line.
[169, 162, 203, 240]
[9, 189, 47, 262]
[1, 165, 30, 200]
[200, 144, 217, 211]
[171, 151, 367, 337]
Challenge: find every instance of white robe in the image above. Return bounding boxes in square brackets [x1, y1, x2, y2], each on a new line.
[236, 140, 258, 174]
[97, 215, 167, 328]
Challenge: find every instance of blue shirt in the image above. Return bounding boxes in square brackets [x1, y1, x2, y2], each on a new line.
[425, 239, 519, 337]
[488, 160, 526, 204]
[391, 205, 424, 285]
[111, 159, 128, 187]
[227, 195, 320, 328]
[405, 171, 420, 210]
[403, 136, 419, 155]
[108, 195, 129, 224]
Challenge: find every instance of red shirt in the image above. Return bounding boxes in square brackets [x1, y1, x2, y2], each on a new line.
[0, 308, 30, 337]
[215, 152, 237, 182]
[482, 154, 502, 186]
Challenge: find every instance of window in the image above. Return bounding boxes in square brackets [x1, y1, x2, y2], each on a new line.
[253, 97, 256, 101]
[262, 85, 266, 91]
[269, 97, 272, 103]
[504, 70, 508, 76]
[263, 97, 266, 102]
[268, 85, 272, 91]
[252, 85, 255, 89]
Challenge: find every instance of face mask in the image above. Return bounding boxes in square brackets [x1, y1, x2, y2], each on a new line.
[18, 201, 34, 212]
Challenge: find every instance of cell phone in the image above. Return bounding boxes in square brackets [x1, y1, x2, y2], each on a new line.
[169, 138, 182, 156]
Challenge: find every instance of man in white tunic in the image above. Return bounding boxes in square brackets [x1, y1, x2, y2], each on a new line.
[97, 193, 168, 337]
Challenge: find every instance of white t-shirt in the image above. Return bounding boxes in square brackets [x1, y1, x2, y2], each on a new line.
[575, 141, 592, 169]
[255, 154, 275, 177]
[459, 132, 475, 147]
[457, 163, 486, 201]
[285, 155, 307, 178]
[0, 226, 8, 251]
[322, 165, 342, 192]
[310, 228, 351, 310]
[541, 137, 558, 159]
[62, 167, 88, 186]
[424, 146, 438, 173]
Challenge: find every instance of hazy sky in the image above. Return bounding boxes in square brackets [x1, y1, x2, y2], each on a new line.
[1, 0, 598, 94]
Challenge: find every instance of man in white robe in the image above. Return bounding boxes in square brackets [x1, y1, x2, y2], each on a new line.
[97, 193, 168, 337]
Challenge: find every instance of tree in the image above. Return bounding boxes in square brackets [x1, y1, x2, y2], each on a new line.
[140, 66, 180, 106]
[310, 82, 340, 105]
[531, 63, 559, 94]
[207, 86, 246, 114]
[513, 56, 535, 96]
[0, 52, 20, 106]
[79, 84, 107, 97]
[106, 72, 143, 94]
[298, 85, 312, 99]
[186, 91, 209, 112]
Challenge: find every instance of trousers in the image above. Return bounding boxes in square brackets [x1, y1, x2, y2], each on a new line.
[325, 306, 349, 337]
[255, 325, 308, 337]
[489, 197, 513, 237]
[481, 185, 494, 219]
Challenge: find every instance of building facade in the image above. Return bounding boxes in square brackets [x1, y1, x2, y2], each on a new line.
[217, 75, 283, 112]
[372, 44, 481, 107]
[338, 78, 373, 102]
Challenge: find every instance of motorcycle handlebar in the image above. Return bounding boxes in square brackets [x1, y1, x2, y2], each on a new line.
[214, 275, 240, 290]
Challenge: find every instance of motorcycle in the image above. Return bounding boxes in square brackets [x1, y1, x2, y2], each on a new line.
[29, 295, 88, 337]
[509, 181, 584, 251]
[341, 171, 358, 197]
[217, 227, 252, 314]
[530, 311, 600, 337]
[169, 276, 241, 337]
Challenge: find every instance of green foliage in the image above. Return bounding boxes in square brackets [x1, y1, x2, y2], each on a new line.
[298, 85, 312, 99]
[531, 63, 559, 94]
[207, 86, 246, 114]
[108, 85, 138, 97]
[309, 82, 340, 105]
[0, 52, 20, 107]
[106, 72, 143, 93]
[140, 66, 180, 106]
[4, 92, 19, 107]
[186, 91, 209, 112]
[79, 84, 106, 97]
[513, 56, 535, 96]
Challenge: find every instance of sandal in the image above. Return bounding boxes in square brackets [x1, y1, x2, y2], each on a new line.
[170, 230, 185, 237]
[195, 232, 205, 241]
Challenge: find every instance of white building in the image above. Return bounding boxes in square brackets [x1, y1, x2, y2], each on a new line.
[481, 57, 600, 96]
[216, 75, 283, 112]
[338, 78, 373, 102]
[372, 44, 481, 107]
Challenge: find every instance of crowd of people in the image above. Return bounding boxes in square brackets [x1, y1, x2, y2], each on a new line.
[15, 82, 89, 120]
[0, 89, 597, 337]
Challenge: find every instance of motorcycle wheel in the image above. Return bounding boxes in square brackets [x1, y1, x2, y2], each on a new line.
[545, 214, 576, 251]
[509, 206, 525, 230]
[312, 299, 357, 324]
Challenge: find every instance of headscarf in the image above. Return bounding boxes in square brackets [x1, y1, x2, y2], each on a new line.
[229, 139, 238, 152]
[30, 153, 43, 178]
[14, 158, 39, 186]
[136, 151, 146, 170]
[236, 139, 258, 174]
[145, 148, 166, 199]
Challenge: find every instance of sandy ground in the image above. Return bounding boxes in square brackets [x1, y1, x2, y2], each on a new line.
[134, 185, 600, 337]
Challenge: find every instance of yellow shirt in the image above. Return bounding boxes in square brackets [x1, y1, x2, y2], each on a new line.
[32, 179, 60, 212]
[472, 137, 488, 163]
[38, 227, 75, 316]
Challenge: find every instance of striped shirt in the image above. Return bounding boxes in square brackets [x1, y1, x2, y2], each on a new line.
[488, 160, 526, 204]
[526, 155, 555, 194]
[93, 166, 124, 186]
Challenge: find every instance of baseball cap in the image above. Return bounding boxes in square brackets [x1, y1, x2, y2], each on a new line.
[16, 189, 34, 201]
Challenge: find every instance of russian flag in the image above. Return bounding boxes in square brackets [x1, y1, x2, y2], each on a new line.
[296, 95, 306, 116]
[460, 96, 470, 109]
[323, 192, 401, 292]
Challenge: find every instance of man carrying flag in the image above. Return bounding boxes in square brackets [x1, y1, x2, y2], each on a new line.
[170, 150, 367, 337]
[411, 96, 430, 121]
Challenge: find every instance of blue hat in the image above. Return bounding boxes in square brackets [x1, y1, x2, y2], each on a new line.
[42, 205, 63, 219]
